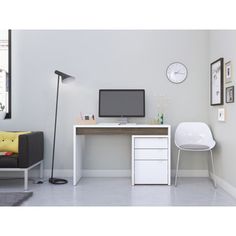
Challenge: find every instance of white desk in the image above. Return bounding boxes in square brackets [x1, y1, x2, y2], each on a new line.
[73, 124, 171, 186]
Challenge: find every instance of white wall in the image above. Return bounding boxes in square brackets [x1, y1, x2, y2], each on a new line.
[209, 31, 236, 187]
[0, 30, 209, 173]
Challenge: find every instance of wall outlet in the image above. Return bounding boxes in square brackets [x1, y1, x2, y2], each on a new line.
[218, 108, 225, 122]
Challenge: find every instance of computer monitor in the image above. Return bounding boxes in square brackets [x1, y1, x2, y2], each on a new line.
[99, 89, 145, 117]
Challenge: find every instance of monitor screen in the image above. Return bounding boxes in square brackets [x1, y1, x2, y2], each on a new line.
[99, 89, 145, 117]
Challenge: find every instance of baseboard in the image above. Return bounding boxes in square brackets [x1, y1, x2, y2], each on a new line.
[82, 169, 131, 177]
[171, 169, 209, 177]
[210, 173, 236, 199]
[0, 169, 131, 178]
[82, 169, 209, 178]
[44, 169, 73, 178]
[83, 169, 209, 177]
[0, 169, 73, 178]
[0, 169, 209, 178]
[44, 169, 131, 178]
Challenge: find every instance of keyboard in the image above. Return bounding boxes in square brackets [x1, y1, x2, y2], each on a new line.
[98, 123, 136, 126]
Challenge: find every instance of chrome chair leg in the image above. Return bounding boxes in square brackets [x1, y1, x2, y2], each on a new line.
[175, 149, 181, 187]
[24, 169, 28, 191]
[40, 160, 44, 179]
[207, 153, 211, 178]
[210, 150, 217, 188]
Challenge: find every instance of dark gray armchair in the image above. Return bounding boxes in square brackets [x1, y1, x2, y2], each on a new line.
[0, 132, 44, 190]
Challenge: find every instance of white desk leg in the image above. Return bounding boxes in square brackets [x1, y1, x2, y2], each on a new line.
[131, 136, 135, 186]
[73, 128, 83, 186]
[73, 127, 77, 185]
[168, 127, 171, 186]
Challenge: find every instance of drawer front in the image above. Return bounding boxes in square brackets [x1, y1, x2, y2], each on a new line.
[134, 149, 168, 160]
[134, 160, 168, 184]
[134, 137, 168, 149]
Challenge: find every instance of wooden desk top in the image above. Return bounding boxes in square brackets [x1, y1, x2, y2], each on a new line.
[74, 124, 170, 135]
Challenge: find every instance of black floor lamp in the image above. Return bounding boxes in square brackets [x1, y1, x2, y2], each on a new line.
[49, 70, 75, 185]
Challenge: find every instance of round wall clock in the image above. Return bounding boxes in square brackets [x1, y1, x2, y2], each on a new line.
[166, 62, 188, 84]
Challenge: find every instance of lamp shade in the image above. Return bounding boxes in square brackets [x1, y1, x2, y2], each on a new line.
[54, 70, 75, 82]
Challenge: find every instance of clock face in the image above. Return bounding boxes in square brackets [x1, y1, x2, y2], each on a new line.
[166, 62, 188, 84]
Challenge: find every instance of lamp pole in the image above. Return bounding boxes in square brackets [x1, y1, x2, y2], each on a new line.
[49, 70, 74, 185]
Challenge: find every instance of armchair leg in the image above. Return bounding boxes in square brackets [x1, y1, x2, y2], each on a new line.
[175, 149, 181, 187]
[210, 150, 217, 188]
[40, 161, 44, 179]
[24, 169, 28, 191]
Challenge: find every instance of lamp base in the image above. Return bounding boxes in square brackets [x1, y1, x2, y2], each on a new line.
[49, 177, 68, 185]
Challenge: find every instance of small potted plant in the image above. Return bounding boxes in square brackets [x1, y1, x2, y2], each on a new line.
[0, 102, 6, 120]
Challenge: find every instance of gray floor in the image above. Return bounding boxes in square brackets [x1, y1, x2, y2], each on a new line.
[0, 177, 236, 206]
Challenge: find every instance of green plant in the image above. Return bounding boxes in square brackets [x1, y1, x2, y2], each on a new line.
[0, 102, 5, 111]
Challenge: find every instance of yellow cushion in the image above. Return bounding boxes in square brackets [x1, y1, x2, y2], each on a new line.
[0, 132, 31, 153]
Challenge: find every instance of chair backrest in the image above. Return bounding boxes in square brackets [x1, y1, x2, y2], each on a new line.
[175, 122, 215, 149]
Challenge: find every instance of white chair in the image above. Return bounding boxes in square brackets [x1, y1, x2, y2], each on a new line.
[174, 122, 216, 187]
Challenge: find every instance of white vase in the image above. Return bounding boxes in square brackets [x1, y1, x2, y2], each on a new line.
[0, 111, 6, 120]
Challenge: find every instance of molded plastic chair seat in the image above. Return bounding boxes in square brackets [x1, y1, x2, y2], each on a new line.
[174, 122, 216, 187]
[179, 144, 213, 151]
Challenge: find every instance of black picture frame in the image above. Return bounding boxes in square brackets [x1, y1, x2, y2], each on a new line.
[210, 58, 224, 106]
[225, 61, 232, 84]
[226, 86, 234, 103]
[5, 30, 11, 119]
[0, 30, 11, 119]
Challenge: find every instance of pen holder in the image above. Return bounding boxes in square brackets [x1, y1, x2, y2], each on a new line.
[76, 118, 96, 125]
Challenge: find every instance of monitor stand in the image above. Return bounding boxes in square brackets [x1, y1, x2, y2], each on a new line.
[118, 117, 136, 125]
[119, 117, 128, 125]
[98, 118, 136, 126]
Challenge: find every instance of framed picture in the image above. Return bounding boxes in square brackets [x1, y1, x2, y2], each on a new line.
[0, 30, 11, 118]
[210, 58, 224, 106]
[226, 86, 234, 103]
[225, 61, 232, 83]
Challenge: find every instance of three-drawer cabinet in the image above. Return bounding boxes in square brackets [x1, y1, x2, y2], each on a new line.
[132, 135, 171, 185]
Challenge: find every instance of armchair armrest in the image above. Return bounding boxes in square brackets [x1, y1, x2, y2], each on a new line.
[18, 132, 44, 168]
